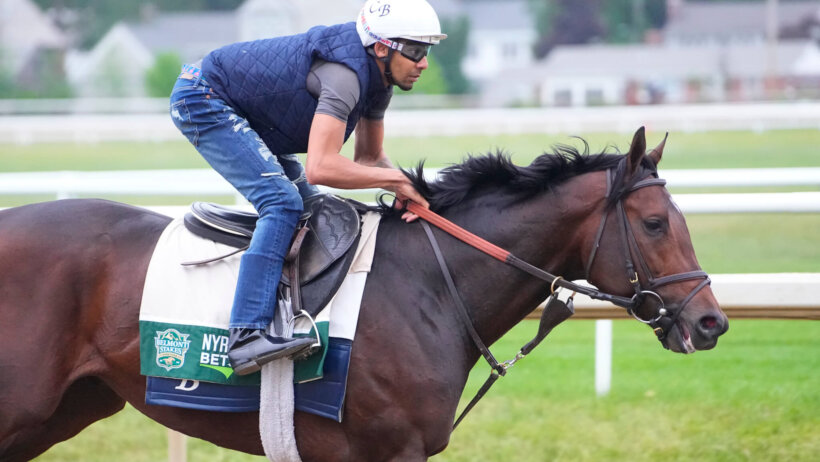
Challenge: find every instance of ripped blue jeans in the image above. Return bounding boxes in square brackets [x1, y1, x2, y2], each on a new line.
[170, 70, 321, 329]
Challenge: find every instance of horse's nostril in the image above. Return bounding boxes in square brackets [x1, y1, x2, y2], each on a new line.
[697, 315, 727, 338]
[701, 316, 717, 330]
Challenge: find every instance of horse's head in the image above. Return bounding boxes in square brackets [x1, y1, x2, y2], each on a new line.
[584, 127, 728, 353]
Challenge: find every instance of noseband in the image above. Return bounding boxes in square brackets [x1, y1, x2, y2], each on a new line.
[584, 163, 711, 348]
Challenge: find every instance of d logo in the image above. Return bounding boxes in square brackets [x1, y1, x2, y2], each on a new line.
[174, 379, 200, 392]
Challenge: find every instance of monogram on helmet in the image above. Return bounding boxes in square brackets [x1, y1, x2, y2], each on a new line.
[356, 0, 447, 47]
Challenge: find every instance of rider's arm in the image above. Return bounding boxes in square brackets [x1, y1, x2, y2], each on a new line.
[353, 117, 393, 169]
[305, 114, 407, 192]
[304, 61, 427, 210]
[305, 115, 427, 212]
[306, 116, 428, 223]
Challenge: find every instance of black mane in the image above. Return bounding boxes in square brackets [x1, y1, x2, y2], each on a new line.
[400, 142, 625, 212]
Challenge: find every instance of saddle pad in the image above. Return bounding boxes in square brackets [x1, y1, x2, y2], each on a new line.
[139, 212, 382, 420]
[145, 337, 352, 417]
[145, 377, 261, 412]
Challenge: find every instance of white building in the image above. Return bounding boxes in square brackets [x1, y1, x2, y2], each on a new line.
[65, 11, 235, 97]
[665, 0, 820, 45]
[237, 0, 362, 41]
[485, 40, 820, 107]
[66, 0, 361, 97]
[0, 0, 66, 81]
[66, 0, 538, 98]
[482, 1, 820, 107]
[455, 0, 536, 83]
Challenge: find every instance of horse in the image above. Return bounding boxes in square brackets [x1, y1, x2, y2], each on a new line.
[0, 127, 728, 461]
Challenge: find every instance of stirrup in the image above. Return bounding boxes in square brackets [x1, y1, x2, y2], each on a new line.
[288, 309, 322, 360]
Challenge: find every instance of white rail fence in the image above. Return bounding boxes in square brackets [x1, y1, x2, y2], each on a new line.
[0, 167, 819, 212]
[2, 102, 820, 144]
[0, 168, 816, 461]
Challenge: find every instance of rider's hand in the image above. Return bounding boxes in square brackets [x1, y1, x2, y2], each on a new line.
[389, 172, 428, 223]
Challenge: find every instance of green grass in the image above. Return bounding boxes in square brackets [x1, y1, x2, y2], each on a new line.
[688, 213, 820, 273]
[33, 320, 819, 461]
[2, 129, 819, 172]
[0, 140, 210, 172]
[438, 319, 820, 462]
[381, 129, 820, 170]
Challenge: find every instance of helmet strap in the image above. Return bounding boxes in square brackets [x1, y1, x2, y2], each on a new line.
[382, 47, 396, 86]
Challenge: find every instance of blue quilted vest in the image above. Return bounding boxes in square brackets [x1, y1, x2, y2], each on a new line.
[202, 22, 385, 155]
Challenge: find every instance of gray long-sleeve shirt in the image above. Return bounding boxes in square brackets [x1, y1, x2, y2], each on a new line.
[306, 59, 393, 122]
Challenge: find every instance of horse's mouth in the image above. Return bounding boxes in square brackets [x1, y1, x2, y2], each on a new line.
[675, 320, 696, 354]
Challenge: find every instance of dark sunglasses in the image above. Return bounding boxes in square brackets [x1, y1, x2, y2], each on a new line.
[396, 41, 431, 63]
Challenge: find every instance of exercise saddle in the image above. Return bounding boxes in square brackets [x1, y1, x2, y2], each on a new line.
[183, 194, 368, 317]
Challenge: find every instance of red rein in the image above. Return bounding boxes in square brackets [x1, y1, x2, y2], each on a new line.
[406, 201, 510, 263]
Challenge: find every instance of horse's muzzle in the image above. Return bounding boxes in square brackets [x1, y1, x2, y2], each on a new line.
[669, 308, 729, 353]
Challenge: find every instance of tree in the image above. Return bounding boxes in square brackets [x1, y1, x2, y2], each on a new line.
[602, 0, 667, 44]
[533, 0, 605, 58]
[34, 1, 244, 49]
[434, 16, 470, 94]
[0, 50, 18, 97]
[0, 48, 72, 98]
[529, 0, 558, 58]
[531, 0, 669, 57]
[19, 49, 73, 98]
[645, 0, 668, 29]
[145, 52, 183, 97]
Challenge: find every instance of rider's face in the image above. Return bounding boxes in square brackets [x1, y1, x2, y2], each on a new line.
[374, 42, 429, 91]
[390, 51, 428, 91]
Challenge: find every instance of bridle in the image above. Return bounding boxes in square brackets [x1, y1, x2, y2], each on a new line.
[404, 157, 712, 428]
[584, 161, 711, 347]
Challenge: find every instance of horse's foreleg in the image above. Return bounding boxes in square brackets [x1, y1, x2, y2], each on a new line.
[0, 377, 125, 461]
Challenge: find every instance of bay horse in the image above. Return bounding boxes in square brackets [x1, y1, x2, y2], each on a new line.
[0, 128, 727, 461]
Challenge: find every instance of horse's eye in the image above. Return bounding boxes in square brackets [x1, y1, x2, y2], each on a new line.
[643, 218, 666, 235]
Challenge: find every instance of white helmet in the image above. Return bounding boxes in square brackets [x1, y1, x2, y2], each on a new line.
[356, 0, 447, 47]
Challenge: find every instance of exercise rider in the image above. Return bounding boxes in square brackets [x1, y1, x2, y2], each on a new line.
[169, 0, 446, 375]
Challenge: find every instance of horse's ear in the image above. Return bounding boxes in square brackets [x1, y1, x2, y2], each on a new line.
[647, 132, 668, 166]
[626, 126, 647, 176]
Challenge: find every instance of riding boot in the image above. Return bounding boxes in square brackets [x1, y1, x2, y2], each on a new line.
[227, 328, 314, 376]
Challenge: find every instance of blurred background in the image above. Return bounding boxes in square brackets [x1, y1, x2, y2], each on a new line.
[2, 0, 820, 107]
[1, 1, 818, 461]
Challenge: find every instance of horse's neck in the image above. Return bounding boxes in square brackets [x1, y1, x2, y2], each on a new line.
[417, 173, 605, 349]
[361, 174, 605, 421]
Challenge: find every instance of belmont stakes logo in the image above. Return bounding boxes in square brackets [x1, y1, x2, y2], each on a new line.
[154, 328, 192, 371]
